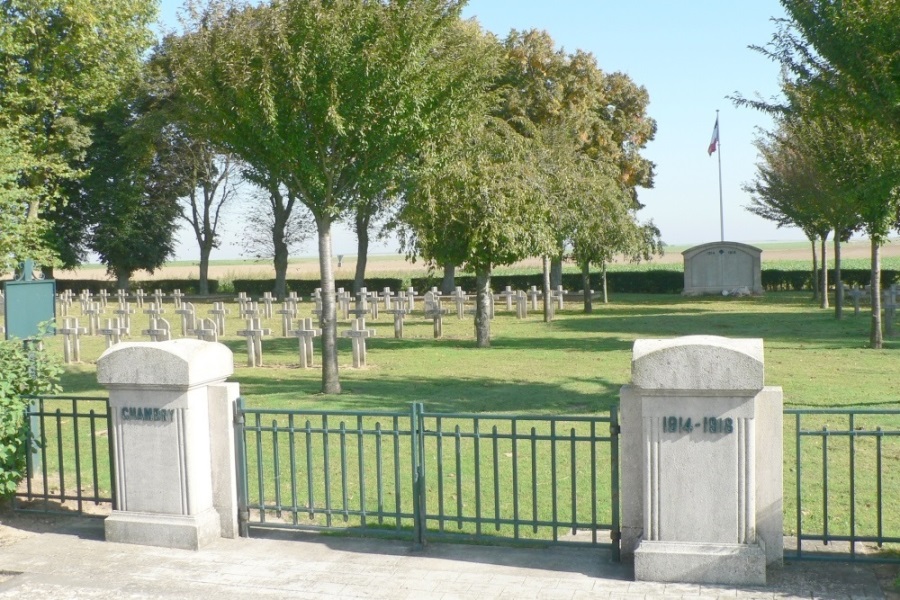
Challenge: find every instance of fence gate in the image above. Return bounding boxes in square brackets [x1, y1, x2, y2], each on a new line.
[235, 400, 621, 559]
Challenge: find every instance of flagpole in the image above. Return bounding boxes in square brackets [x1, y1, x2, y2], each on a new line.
[717, 109, 724, 242]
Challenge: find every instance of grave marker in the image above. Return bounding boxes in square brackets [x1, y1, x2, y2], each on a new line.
[208, 302, 229, 335]
[99, 317, 127, 348]
[142, 317, 172, 342]
[58, 317, 87, 363]
[289, 317, 322, 368]
[191, 317, 219, 343]
[341, 317, 375, 368]
[236, 317, 271, 367]
[175, 302, 197, 337]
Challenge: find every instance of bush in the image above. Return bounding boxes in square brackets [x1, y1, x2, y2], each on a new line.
[54, 279, 219, 295]
[232, 278, 408, 298]
[0, 338, 62, 501]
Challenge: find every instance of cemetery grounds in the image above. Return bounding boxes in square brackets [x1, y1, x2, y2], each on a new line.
[5, 239, 900, 560]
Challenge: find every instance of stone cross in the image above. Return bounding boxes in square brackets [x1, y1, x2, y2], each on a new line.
[259, 292, 275, 319]
[56, 292, 70, 317]
[143, 302, 165, 322]
[236, 317, 271, 367]
[58, 317, 87, 364]
[208, 302, 229, 335]
[133, 289, 146, 309]
[516, 290, 528, 319]
[142, 317, 172, 342]
[405, 287, 416, 311]
[451, 287, 468, 319]
[79, 289, 93, 313]
[382, 287, 395, 310]
[152, 288, 165, 306]
[113, 301, 136, 336]
[276, 301, 298, 337]
[336, 288, 350, 320]
[175, 302, 197, 337]
[240, 301, 261, 321]
[116, 289, 128, 307]
[311, 293, 324, 321]
[551, 285, 566, 310]
[83, 302, 104, 336]
[171, 289, 185, 310]
[348, 288, 370, 320]
[233, 291, 249, 313]
[191, 317, 219, 343]
[368, 290, 379, 320]
[384, 297, 410, 339]
[424, 290, 441, 314]
[423, 295, 449, 339]
[97, 289, 109, 310]
[289, 317, 322, 368]
[498, 286, 516, 311]
[99, 317, 127, 349]
[846, 286, 866, 316]
[341, 317, 376, 368]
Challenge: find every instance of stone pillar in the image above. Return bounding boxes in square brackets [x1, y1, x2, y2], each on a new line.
[620, 335, 782, 586]
[97, 339, 239, 550]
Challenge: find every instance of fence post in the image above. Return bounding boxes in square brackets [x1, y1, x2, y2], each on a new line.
[234, 397, 250, 538]
[609, 406, 621, 563]
[410, 402, 426, 548]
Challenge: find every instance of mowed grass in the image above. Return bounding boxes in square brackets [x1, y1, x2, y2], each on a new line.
[17, 290, 900, 550]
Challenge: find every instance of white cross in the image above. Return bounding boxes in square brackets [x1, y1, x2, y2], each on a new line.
[341, 317, 376, 368]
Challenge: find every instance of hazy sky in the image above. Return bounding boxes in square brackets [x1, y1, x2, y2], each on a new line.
[158, 0, 799, 260]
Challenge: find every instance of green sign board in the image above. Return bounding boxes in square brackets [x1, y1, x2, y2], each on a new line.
[4, 260, 56, 339]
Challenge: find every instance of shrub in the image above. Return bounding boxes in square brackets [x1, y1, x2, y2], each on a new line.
[0, 338, 62, 501]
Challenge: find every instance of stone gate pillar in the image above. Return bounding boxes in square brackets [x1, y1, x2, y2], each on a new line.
[620, 335, 782, 585]
[97, 339, 239, 550]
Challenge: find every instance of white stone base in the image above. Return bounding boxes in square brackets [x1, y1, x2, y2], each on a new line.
[105, 507, 221, 551]
[634, 540, 766, 585]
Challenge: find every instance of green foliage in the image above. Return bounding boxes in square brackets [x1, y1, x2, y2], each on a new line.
[52, 279, 220, 295]
[0, 339, 62, 500]
[231, 278, 406, 298]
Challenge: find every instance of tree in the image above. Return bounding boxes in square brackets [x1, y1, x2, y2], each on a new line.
[0, 0, 157, 265]
[399, 118, 553, 347]
[172, 0, 494, 393]
[240, 184, 316, 264]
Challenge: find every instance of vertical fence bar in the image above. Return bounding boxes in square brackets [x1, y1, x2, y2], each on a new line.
[877, 427, 883, 546]
[610, 408, 621, 562]
[492, 425, 500, 531]
[511, 419, 519, 540]
[474, 418, 481, 536]
[357, 415, 367, 528]
[107, 400, 117, 511]
[375, 422, 384, 525]
[551, 419, 558, 542]
[795, 413, 802, 557]
[89, 410, 100, 503]
[531, 427, 538, 534]
[417, 403, 427, 544]
[822, 425, 829, 545]
[848, 414, 855, 559]
[410, 403, 424, 547]
[570, 428, 577, 535]
[323, 415, 332, 527]
[392, 416, 401, 531]
[55, 410, 65, 503]
[272, 421, 282, 518]
[305, 420, 314, 519]
[436, 417, 445, 532]
[39, 406, 49, 509]
[288, 414, 298, 526]
[590, 420, 597, 545]
[233, 398, 250, 537]
[455, 425, 463, 529]
[71, 399, 83, 511]
[254, 412, 265, 524]
[339, 422, 349, 521]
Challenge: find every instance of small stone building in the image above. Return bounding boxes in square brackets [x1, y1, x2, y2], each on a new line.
[682, 241, 763, 296]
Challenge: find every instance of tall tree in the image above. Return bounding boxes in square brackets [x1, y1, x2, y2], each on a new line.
[0, 0, 157, 265]
[172, 0, 494, 393]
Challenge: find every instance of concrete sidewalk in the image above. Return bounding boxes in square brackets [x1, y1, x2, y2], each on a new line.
[0, 514, 893, 599]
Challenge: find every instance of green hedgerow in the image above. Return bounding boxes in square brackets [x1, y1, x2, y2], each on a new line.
[0, 338, 62, 501]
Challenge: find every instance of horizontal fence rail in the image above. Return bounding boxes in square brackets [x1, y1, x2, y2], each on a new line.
[235, 400, 620, 558]
[786, 408, 900, 563]
[15, 396, 115, 514]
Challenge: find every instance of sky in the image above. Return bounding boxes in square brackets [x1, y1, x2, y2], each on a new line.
[157, 0, 799, 261]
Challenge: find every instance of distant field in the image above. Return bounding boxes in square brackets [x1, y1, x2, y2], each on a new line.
[50, 238, 900, 282]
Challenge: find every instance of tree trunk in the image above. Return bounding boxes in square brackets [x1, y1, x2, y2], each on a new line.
[198, 242, 212, 296]
[581, 261, 592, 314]
[353, 211, 370, 294]
[810, 238, 819, 300]
[474, 268, 491, 348]
[833, 236, 843, 320]
[870, 238, 883, 349]
[441, 262, 456, 295]
[542, 256, 551, 322]
[602, 262, 608, 304]
[820, 236, 829, 309]
[550, 255, 563, 289]
[272, 205, 290, 299]
[115, 270, 130, 291]
[316, 215, 342, 394]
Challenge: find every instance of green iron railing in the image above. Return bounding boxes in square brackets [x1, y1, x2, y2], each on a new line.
[235, 400, 621, 558]
[15, 396, 115, 514]
[786, 408, 900, 562]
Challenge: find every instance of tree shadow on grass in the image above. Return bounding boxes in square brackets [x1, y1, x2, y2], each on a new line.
[236, 372, 623, 415]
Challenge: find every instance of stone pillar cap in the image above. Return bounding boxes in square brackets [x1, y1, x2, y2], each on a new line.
[98, 339, 234, 388]
[632, 335, 764, 392]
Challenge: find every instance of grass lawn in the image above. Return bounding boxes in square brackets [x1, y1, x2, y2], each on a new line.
[16, 290, 900, 551]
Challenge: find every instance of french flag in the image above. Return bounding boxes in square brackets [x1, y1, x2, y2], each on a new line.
[708, 117, 719, 155]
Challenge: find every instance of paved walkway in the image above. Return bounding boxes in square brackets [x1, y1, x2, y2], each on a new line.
[0, 513, 893, 599]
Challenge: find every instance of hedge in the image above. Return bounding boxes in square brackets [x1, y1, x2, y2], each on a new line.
[53, 279, 219, 295]
[50, 268, 899, 298]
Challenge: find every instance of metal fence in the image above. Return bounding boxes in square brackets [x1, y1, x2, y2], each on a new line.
[14, 396, 115, 514]
[235, 400, 621, 558]
[785, 408, 900, 562]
